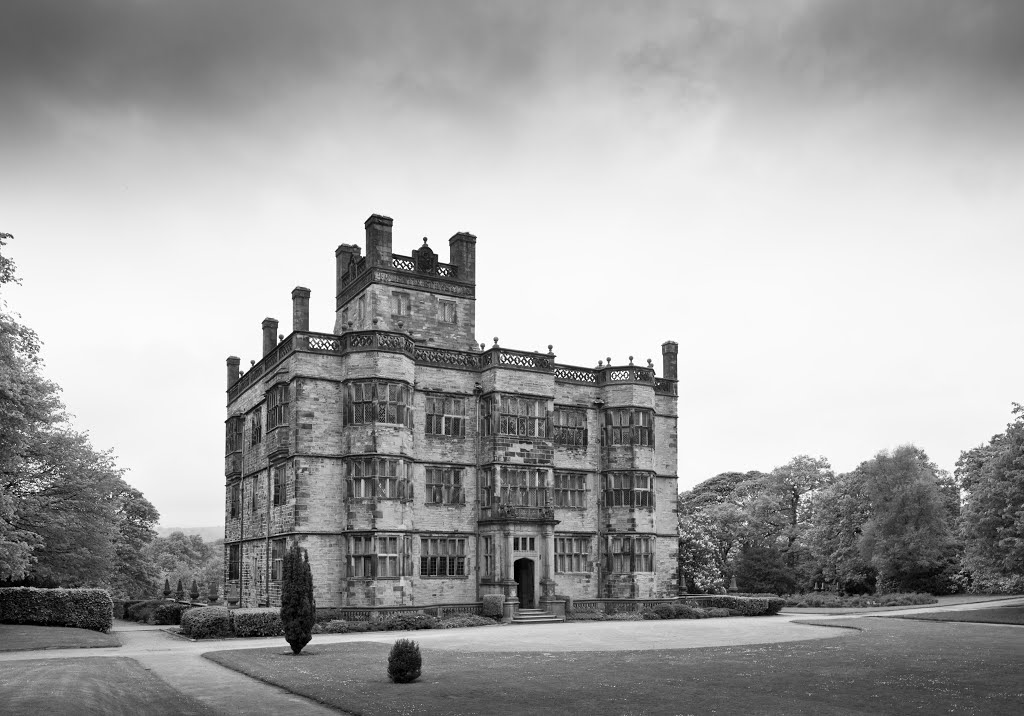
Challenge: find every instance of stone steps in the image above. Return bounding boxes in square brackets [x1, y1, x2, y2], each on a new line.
[510, 608, 564, 624]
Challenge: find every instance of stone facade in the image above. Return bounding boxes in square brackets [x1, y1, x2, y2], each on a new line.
[223, 214, 679, 615]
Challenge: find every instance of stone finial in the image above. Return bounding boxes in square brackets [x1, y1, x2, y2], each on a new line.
[480, 343, 486, 351]
[647, 358, 654, 368]
[493, 337, 499, 346]
[547, 344, 554, 356]
[598, 360, 603, 367]
[629, 356, 634, 365]
[606, 357, 611, 365]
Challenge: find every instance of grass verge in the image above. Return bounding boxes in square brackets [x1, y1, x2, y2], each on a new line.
[0, 657, 215, 716]
[891, 605, 1024, 626]
[0, 624, 119, 651]
[206, 618, 1024, 715]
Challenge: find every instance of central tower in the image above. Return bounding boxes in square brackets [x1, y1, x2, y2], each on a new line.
[334, 214, 478, 351]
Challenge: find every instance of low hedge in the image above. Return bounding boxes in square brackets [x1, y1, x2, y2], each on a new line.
[127, 599, 167, 624]
[232, 608, 283, 637]
[0, 587, 113, 633]
[154, 602, 191, 625]
[180, 606, 232, 639]
[440, 614, 496, 629]
[482, 594, 504, 619]
[785, 592, 936, 608]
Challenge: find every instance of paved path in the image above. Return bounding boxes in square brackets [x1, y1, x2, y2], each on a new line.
[2, 596, 1021, 715]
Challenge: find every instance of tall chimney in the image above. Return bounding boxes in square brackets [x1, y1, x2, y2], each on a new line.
[364, 214, 393, 268]
[292, 287, 310, 332]
[262, 318, 279, 356]
[226, 356, 240, 388]
[661, 341, 678, 381]
[448, 231, 477, 284]
[335, 244, 361, 299]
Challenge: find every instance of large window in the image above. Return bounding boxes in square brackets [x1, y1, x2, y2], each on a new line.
[603, 472, 655, 508]
[225, 416, 243, 454]
[425, 395, 466, 437]
[228, 544, 240, 580]
[229, 483, 240, 518]
[608, 535, 654, 573]
[345, 456, 411, 500]
[346, 381, 411, 426]
[420, 537, 467, 577]
[502, 468, 545, 507]
[349, 534, 409, 578]
[554, 472, 587, 508]
[499, 396, 547, 437]
[267, 384, 289, 430]
[425, 467, 465, 505]
[555, 536, 591, 573]
[552, 408, 587, 447]
[272, 465, 286, 506]
[271, 539, 285, 581]
[249, 408, 262, 446]
[602, 408, 654, 447]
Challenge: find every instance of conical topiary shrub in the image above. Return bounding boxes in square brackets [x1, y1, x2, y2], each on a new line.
[175, 579, 185, 601]
[280, 545, 315, 654]
[388, 639, 422, 683]
[189, 579, 200, 601]
[163, 578, 171, 599]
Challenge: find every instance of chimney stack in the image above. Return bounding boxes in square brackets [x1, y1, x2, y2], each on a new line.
[448, 231, 477, 284]
[262, 318, 279, 356]
[292, 286, 311, 332]
[226, 356, 240, 388]
[364, 214, 393, 268]
[661, 341, 678, 381]
[335, 243, 361, 299]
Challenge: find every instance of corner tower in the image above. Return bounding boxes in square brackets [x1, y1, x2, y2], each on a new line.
[334, 214, 477, 351]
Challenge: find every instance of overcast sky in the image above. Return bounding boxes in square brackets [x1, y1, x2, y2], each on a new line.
[3, 1, 1022, 528]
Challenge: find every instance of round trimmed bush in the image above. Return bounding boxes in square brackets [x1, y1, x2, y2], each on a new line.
[154, 602, 190, 625]
[388, 638, 422, 683]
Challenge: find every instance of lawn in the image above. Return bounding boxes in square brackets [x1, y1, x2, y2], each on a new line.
[892, 605, 1024, 626]
[207, 618, 1024, 715]
[0, 657, 215, 716]
[0, 623, 120, 651]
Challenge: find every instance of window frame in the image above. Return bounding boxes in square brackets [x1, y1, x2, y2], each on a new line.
[419, 536, 467, 578]
[271, 538, 286, 581]
[272, 464, 286, 506]
[554, 472, 587, 508]
[607, 535, 655, 573]
[345, 380, 411, 427]
[229, 482, 240, 518]
[425, 466, 466, 505]
[602, 408, 654, 447]
[424, 395, 466, 438]
[345, 456, 412, 501]
[555, 536, 591, 573]
[552, 408, 587, 448]
[347, 534, 410, 579]
[228, 544, 240, 580]
[602, 471, 655, 508]
[267, 383, 289, 431]
[438, 299, 456, 323]
[501, 468, 546, 507]
[249, 407, 263, 446]
[498, 396, 547, 438]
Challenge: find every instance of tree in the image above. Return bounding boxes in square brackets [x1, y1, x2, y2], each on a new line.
[855, 446, 958, 592]
[806, 471, 876, 593]
[957, 405, 1024, 592]
[677, 511, 726, 593]
[280, 545, 314, 654]
[0, 234, 159, 591]
[146, 531, 222, 598]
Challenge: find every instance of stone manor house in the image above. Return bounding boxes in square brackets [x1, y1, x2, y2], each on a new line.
[223, 214, 679, 618]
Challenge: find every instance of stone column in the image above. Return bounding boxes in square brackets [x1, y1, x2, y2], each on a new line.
[502, 528, 519, 621]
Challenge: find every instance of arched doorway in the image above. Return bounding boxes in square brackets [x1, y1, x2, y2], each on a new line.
[514, 558, 535, 608]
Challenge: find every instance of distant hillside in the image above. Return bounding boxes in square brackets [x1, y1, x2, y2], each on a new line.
[156, 526, 223, 542]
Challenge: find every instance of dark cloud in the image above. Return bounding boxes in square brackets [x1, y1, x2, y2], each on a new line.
[2, 1, 1022, 150]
